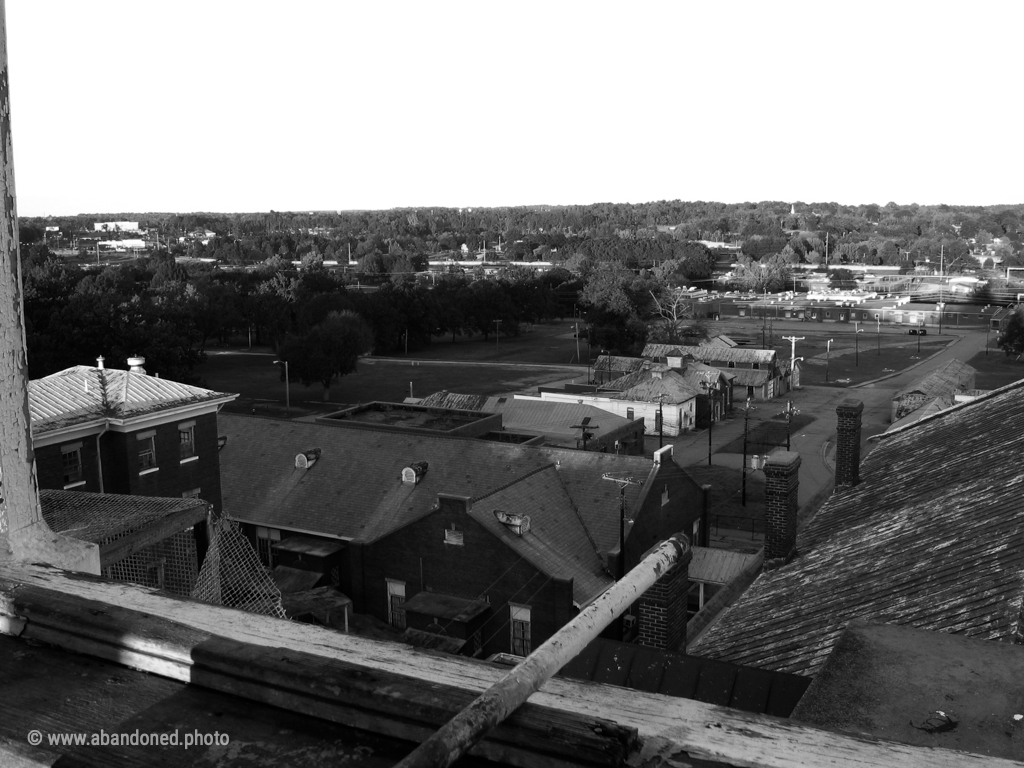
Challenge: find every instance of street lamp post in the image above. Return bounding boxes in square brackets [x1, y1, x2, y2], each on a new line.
[855, 328, 864, 366]
[494, 319, 501, 348]
[876, 317, 881, 356]
[986, 324, 991, 355]
[272, 359, 290, 412]
[826, 338, 834, 383]
[917, 323, 922, 354]
[780, 400, 799, 451]
[741, 397, 756, 507]
[937, 302, 945, 335]
[700, 381, 718, 466]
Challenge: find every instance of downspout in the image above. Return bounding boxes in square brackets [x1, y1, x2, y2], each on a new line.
[94, 423, 109, 493]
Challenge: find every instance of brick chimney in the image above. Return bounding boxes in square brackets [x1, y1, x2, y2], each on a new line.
[763, 451, 801, 570]
[834, 399, 863, 490]
[637, 543, 692, 651]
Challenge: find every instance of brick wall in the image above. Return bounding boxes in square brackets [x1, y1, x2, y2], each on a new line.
[624, 452, 705, 577]
[35, 438, 101, 492]
[835, 399, 863, 490]
[763, 451, 801, 567]
[106, 413, 224, 510]
[638, 546, 691, 650]
[362, 494, 576, 657]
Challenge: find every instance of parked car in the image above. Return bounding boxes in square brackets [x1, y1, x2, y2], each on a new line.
[908, 328, 928, 335]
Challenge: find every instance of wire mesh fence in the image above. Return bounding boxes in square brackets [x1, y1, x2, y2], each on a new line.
[191, 516, 287, 619]
[105, 529, 199, 596]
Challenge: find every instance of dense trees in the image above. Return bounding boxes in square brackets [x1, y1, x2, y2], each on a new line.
[998, 309, 1024, 359]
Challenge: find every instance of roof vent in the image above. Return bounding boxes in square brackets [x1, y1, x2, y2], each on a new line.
[402, 461, 428, 484]
[127, 356, 146, 373]
[96, 355, 105, 369]
[494, 510, 531, 536]
[295, 448, 322, 469]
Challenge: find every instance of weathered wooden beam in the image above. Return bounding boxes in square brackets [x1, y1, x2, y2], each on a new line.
[3, 576, 635, 767]
[395, 534, 690, 768]
[0, 562, 1017, 768]
[99, 503, 207, 569]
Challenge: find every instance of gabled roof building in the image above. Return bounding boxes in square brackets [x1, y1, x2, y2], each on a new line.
[218, 413, 708, 656]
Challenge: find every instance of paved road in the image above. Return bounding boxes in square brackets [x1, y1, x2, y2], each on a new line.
[653, 326, 988, 514]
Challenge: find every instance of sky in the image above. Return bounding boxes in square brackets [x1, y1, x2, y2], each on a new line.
[6, 1, 1022, 216]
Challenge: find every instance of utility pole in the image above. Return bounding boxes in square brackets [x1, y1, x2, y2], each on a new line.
[602, 474, 645, 580]
[876, 317, 881, 356]
[493, 319, 501, 348]
[700, 381, 718, 466]
[740, 397, 756, 507]
[826, 338, 834, 383]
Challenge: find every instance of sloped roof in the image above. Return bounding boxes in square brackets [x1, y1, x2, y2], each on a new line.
[706, 333, 739, 348]
[418, 391, 489, 411]
[481, 398, 632, 442]
[602, 370, 700, 405]
[893, 358, 976, 401]
[472, 466, 612, 605]
[218, 414, 655, 555]
[40, 490, 206, 544]
[690, 547, 759, 585]
[886, 395, 954, 431]
[593, 355, 647, 375]
[30, 366, 235, 435]
[646, 345, 777, 366]
[678, 362, 736, 390]
[690, 378, 1024, 677]
[723, 368, 773, 387]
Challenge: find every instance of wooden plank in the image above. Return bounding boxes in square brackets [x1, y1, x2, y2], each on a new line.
[100, 504, 207, 569]
[7, 582, 634, 767]
[1, 562, 1020, 768]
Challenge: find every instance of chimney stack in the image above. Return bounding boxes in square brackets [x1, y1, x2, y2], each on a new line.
[763, 451, 801, 569]
[834, 399, 864, 490]
[127, 356, 146, 374]
[638, 540, 692, 651]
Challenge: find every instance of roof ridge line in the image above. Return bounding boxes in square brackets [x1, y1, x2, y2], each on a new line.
[472, 462, 556, 503]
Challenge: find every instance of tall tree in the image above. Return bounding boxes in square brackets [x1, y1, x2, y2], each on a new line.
[278, 310, 374, 401]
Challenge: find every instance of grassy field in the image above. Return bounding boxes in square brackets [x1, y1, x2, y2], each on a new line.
[195, 320, 589, 416]
[965, 350, 1024, 390]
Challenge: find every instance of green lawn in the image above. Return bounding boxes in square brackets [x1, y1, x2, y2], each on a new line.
[965, 350, 1024, 390]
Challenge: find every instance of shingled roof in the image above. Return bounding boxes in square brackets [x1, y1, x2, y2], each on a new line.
[601, 370, 700, 404]
[893, 358, 976, 401]
[644, 344, 777, 367]
[218, 414, 657, 556]
[471, 466, 612, 605]
[690, 378, 1024, 677]
[418, 391, 489, 411]
[29, 366, 235, 435]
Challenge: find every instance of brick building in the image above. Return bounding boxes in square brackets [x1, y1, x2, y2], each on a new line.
[218, 413, 708, 656]
[29, 358, 236, 512]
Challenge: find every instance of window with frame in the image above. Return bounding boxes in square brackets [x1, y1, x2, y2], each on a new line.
[61, 444, 83, 485]
[510, 604, 531, 656]
[137, 433, 157, 470]
[179, 422, 196, 459]
[255, 526, 281, 568]
[387, 579, 407, 629]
